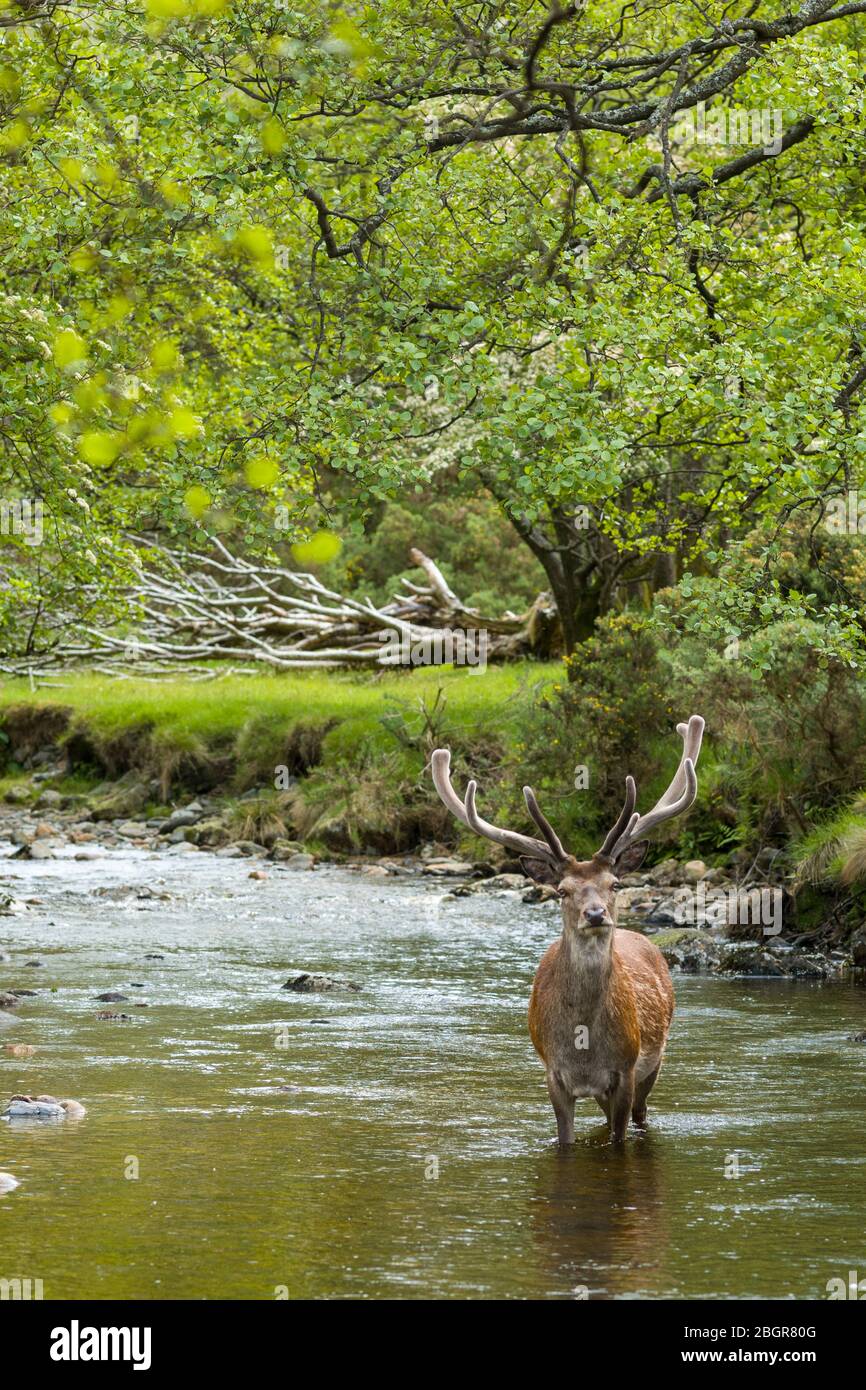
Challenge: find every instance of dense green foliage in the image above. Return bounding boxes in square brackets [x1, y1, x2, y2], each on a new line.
[527, 605, 866, 856]
[319, 494, 546, 612]
[2, 0, 866, 659]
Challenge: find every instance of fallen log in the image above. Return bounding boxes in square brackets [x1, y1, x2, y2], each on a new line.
[0, 537, 562, 678]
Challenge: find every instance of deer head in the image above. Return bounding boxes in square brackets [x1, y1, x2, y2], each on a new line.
[430, 715, 704, 934]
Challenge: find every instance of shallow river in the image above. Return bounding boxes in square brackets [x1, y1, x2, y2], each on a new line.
[1, 848, 864, 1300]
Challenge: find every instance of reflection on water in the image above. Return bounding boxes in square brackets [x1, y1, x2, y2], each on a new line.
[0, 848, 864, 1299]
[531, 1136, 670, 1299]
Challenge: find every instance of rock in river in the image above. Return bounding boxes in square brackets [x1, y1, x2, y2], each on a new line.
[158, 807, 204, 834]
[422, 858, 476, 877]
[116, 820, 149, 839]
[282, 973, 361, 994]
[717, 944, 829, 978]
[280, 853, 316, 871]
[15, 842, 55, 860]
[3, 1095, 86, 1120]
[653, 928, 722, 973]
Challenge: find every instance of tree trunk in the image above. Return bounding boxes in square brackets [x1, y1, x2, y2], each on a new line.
[495, 501, 603, 653]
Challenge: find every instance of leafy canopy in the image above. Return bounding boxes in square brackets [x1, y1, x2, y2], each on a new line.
[1, 0, 865, 658]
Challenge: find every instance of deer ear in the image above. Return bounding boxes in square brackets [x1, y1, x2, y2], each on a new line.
[520, 856, 562, 886]
[615, 841, 648, 874]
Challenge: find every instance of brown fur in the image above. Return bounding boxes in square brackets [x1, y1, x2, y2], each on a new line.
[526, 854, 675, 1143]
[529, 928, 673, 1065]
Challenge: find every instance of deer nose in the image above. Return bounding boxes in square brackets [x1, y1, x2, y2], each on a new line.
[584, 906, 606, 927]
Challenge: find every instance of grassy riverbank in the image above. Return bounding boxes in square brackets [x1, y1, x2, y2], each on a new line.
[0, 664, 560, 854]
[0, 663, 559, 728]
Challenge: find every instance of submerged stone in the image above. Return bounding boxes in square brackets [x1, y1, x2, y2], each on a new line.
[282, 973, 361, 994]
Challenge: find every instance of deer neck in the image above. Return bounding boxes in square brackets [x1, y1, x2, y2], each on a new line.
[556, 923, 616, 1012]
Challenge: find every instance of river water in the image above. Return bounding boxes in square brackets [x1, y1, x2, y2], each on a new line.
[1, 848, 864, 1300]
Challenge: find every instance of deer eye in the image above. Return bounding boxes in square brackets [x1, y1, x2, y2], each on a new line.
[611, 879, 622, 892]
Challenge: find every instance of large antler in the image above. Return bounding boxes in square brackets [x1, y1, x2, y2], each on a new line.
[598, 715, 705, 863]
[431, 749, 568, 868]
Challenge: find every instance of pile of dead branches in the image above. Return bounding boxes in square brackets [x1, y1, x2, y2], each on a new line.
[1, 537, 560, 680]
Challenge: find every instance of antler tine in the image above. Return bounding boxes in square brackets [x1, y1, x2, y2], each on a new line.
[625, 757, 697, 845]
[431, 748, 471, 829]
[607, 715, 705, 861]
[523, 786, 568, 862]
[430, 749, 561, 865]
[464, 781, 561, 865]
[655, 714, 704, 811]
[597, 775, 637, 859]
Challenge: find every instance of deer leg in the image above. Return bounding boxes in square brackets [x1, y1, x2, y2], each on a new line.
[547, 1072, 575, 1146]
[632, 1063, 661, 1127]
[609, 1070, 635, 1144]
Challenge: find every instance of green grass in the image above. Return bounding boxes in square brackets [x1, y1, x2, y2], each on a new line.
[792, 797, 866, 889]
[0, 665, 562, 846]
[0, 664, 558, 744]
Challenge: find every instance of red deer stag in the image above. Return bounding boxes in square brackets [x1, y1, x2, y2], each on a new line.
[431, 716, 704, 1143]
